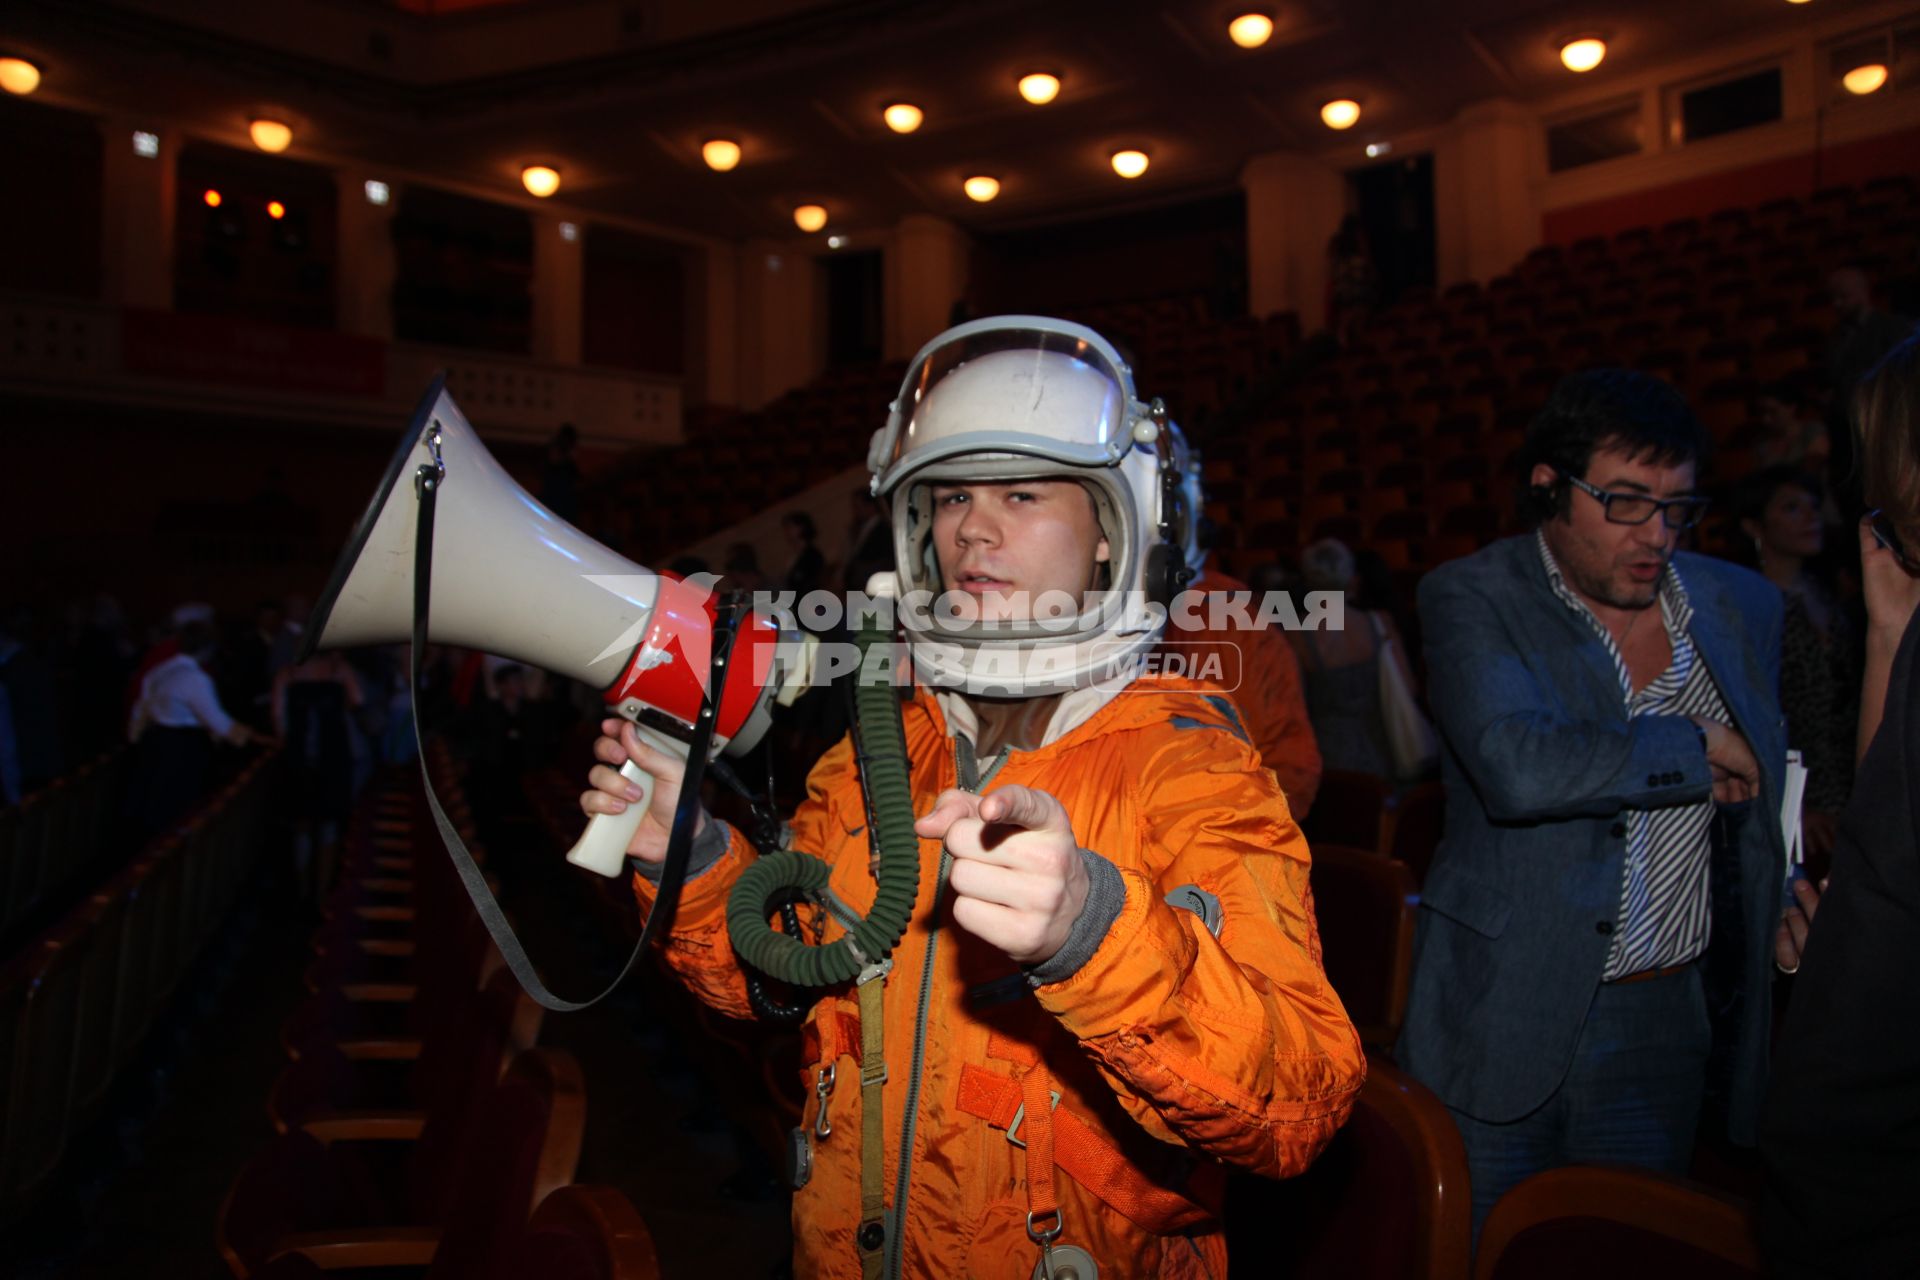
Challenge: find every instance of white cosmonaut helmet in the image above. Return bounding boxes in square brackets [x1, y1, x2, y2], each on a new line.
[866, 315, 1193, 697]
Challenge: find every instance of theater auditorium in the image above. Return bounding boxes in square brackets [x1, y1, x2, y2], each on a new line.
[2, 1, 1917, 1276]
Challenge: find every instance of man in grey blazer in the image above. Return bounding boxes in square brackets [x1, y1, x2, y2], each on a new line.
[1397, 369, 1795, 1231]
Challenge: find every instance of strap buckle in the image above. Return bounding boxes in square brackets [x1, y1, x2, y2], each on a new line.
[1026, 1207, 1064, 1245]
[1005, 1089, 1061, 1149]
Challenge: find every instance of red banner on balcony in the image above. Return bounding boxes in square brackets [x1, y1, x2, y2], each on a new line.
[121, 309, 386, 396]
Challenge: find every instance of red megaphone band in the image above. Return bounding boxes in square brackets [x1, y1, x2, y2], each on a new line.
[604, 573, 781, 740]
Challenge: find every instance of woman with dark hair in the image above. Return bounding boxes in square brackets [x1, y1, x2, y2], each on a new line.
[1762, 334, 1920, 1277]
[1729, 466, 1860, 865]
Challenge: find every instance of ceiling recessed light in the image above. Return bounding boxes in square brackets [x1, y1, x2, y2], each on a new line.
[1018, 72, 1061, 105]
[266, 200, 286, 220]
[1110, 149, 1149, 179]
[883, 103, 923, 133]
[202, 189, 222, 209]
[1559, 37, 1606, 73]
[1228, 14, 1274, 49]
[249, 118, 293, 153]
[1320, 99, 1361, 130]
[794, 204, 828, 232]
[702, 139, 741, 171]
[521, 165, 561, 198]
[1365, 141, 1393, 158]
[1843, 63, 1889, 95]
[964, 175, 1000, 202]
[827, 235, 846, 249]
[0, 57, 42, 96]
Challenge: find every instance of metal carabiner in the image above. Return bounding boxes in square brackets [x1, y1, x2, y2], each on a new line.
[813, 1062, 836, 1140]
[1027, 1208, 1064, 1280]
[414, 420, 447, 496]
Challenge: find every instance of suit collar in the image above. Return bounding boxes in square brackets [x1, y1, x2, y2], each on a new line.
[1498, 534, 1634, 700]
[1672, 554, 1770, 745]
[1492, 538, 1764, 738]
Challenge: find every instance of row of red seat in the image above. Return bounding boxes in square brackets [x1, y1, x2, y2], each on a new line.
[0, 748, 276, 1222]
[216, 747, 661, 1280]
[0, 748, 127, 949]
[1204, 179, 1917, 577]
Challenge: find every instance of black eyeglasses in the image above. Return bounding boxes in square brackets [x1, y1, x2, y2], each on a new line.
[1565, 473, 1710, 530]
[1867, 509, 1919, 572]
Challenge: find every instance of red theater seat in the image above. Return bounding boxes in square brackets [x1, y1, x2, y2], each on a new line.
[220, 1047, 585, 1279]
[1229, 1056, 1471, 1279]
[499, 1185, 663, 1280]
[268, 967, 541, 1136]
[1474, 1166, 1763, 1280]
[1307, 845, 1417, 1049]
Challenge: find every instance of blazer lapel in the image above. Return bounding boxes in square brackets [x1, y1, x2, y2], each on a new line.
[1682, 571, 1773, 769]
[1509, 537, 1630, 718]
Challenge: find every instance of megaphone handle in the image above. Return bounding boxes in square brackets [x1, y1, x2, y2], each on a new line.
[565, 760, 654, 877]
[566, 723, 680, 878]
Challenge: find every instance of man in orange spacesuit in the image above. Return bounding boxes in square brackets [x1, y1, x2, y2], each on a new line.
[582, 317, 1362, 1279]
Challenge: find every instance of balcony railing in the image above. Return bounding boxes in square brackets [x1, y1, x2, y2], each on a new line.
[0, 292, 681, 446]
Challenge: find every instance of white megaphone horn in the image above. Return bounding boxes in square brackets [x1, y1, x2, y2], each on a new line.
[302, 378, 802, 876]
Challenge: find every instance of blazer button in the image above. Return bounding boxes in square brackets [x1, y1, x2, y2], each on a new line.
[1646, 773, 1659, 786]
[1595, 921, 1614, 935]
[1610, 822, 1627, 838]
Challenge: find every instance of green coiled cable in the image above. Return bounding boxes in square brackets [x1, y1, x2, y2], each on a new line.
[726, 618, 920, 986]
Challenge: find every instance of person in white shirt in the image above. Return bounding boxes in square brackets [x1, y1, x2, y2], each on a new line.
[126, 619, 261, 838]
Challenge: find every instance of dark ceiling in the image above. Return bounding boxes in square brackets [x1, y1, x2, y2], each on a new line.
[4, 0, 1903, 242]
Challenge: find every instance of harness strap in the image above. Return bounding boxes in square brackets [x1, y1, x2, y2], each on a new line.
[856, 967, 888, 1280]
[1020, 1059, 1062, 1247]
[955, 1064, 1225, 1234]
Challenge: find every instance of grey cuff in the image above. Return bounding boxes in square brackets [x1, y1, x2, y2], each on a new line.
[1026, 847, 1127, 988]
[630, 816, 732, 883]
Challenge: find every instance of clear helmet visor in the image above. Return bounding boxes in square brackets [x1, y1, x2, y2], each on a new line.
[869, 318, 1141, 496]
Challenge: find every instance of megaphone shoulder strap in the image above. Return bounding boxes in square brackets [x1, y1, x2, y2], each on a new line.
[410, 461, 732, 1012]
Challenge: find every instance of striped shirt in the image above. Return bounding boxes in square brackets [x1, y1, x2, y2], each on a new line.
[1535, 531, 1728, 979]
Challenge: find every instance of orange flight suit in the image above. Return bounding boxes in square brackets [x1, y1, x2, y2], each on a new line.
[632, 672, 1363, 1278]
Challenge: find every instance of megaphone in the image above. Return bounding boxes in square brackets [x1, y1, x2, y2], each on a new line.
[304, 378, 799, 877]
